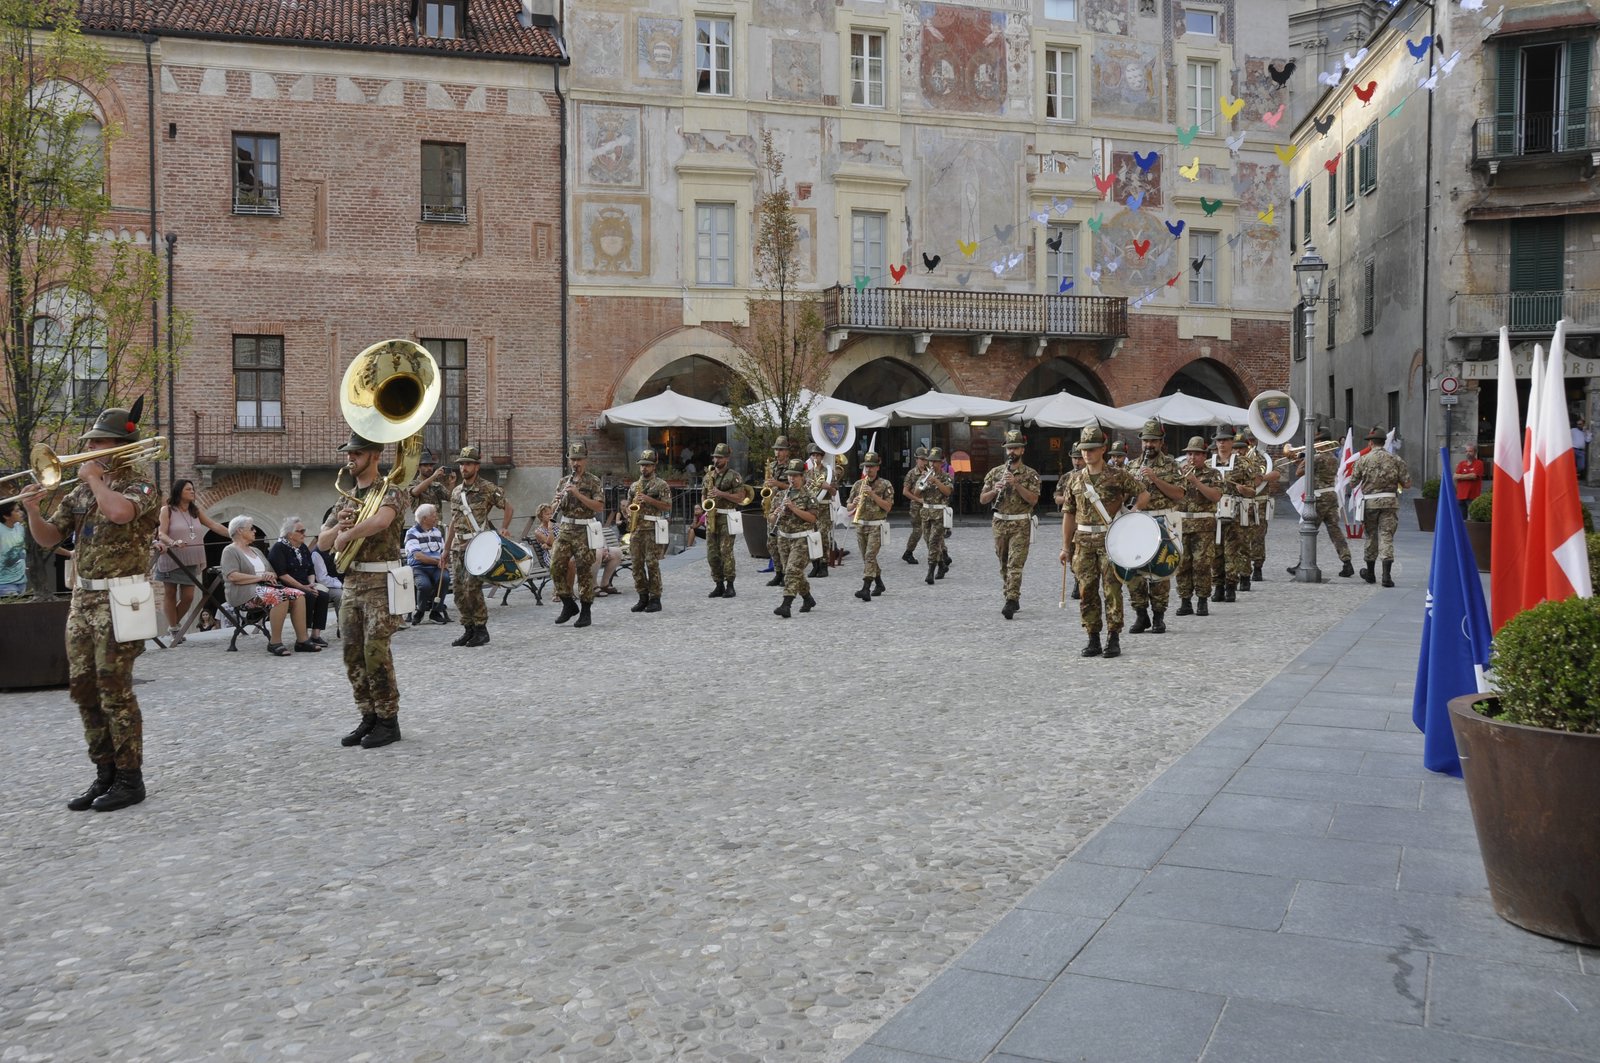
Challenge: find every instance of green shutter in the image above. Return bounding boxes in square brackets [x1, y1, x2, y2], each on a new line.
[1360, 124, 1378, 192]
[1495, 45, 1519, 155]
[1566, 39, 1591, 150]
[1509, 218, 1564, 331]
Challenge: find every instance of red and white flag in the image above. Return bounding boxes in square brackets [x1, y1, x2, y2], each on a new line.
[1523, 320, 1593, 606]
[1490, 327, 1527, 631]
[1336, 428, 1356, 517]
[1523, 343, 1544, 512]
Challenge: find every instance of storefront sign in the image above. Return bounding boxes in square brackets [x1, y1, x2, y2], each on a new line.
[1459, 356, 1600, 380]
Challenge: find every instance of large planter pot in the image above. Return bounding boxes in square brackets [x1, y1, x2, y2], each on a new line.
[1448, 694, 1600, 946]
[744, 515, 771, 560]
[0, 596, 71, 690]
[1463, 521, 1492, 572]
[1414, 496, 1438, 532]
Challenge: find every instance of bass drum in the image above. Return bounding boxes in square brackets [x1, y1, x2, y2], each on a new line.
[1106, 512, 1181, 583]
[464, 530, 534, 585]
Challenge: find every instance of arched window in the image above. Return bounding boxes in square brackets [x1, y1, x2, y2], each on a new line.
[27, 80, 106, 197]
[31, 289, 107, 414]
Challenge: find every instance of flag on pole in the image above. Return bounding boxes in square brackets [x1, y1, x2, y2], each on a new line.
[1412, 446, 1492, 776]
[1288, 472, 1311, 520]
[1524, 320, 1593, 606]
[1383, 428, 1399, 455]
[1523, 343, 1544, 513]
[1490, 327, 1528, 632]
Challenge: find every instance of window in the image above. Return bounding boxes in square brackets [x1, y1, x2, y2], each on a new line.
[233, 335, 284, 429]
[418, 1, 464, 39]
[1045, 223, 1078, 291]
[1343, 389, 1353, 433]
[1325, 280, 1337, 349]
[232, 133, 279, 215]
[31, 313, 105, 414]
[696, 17, 733, 96]
[695, 202, 735, 286]
[1361, 258, 1375, 334]
[1386, 391, 1400, 437]
[850, 31, 886, 107]
[421, 339, 467, 457]
[421, 141, 466, 223]
[1189, 230, 1217, 305]
[1185, 9, 1218, 35]
[1289, 198, 1297, 252]
[1494, 40, 1592, 155]
[1045, 48, 1078, 122]
[1292, 303, 1306, 361]
[1186, 61, 1217, 135]
[1326, 169, 1336, 223]
[851, 210, 887, 286]
[1044, 0, 1078, 18]
[1509, 217, 1565, 331]
[1345, 144, 1356, 208]
[1358, 123, 1378, 194]
[28, 80, 105, 197]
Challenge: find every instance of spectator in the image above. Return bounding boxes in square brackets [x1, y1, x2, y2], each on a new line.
[269, 516, 331, 647]
[1453, 443, 1485, 522]
[219, 515, 316, 656]
[528, 503, 556, 561]
[153, 479, 229, 644]
[404, 502, 451, 625]
[1575, 419, 1591, 477]
[593, 510, 626, 594]
[311, 546, 343, 618]
[0, 500, 26, 596]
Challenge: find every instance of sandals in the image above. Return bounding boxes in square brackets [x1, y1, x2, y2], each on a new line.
[267, 643, 291, 657]
[293, 640, 322, 653]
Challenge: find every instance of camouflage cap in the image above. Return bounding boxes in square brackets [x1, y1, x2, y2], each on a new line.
[783, 458, 807, 476]
[807, 442, 824, 455]
[1182, 435, 1209, 453]
[1139, 418, 1164, 440]
[926, 447, 945, 463]
[914, 446, 929, 460]
[773, 435, 792, 451]
[419, 448, 436, 465]
[338, 432, 383, 453]
[638, 448, 659, 465]
[1078, 425, 1108, 450]
[713, 442, 732, 458]
[1109, 440, 1128, 456]
[1003, 429, 1027, 448]
[862, 451, 882, 465]
[1315, 426, 1333, 443]
[80, 398, 144, 442]
[1212, 428, 1236, 444]
[1365, 425, 1387, 442]
[459, 445, 484, 463]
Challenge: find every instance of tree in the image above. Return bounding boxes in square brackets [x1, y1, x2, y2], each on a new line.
[1, 0, 167, 597]
[726, 133, 828, 473]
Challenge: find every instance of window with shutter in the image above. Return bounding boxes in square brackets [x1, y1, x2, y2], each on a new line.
[1326, 169, 1336, 223]
[1359, 124, 1377, 193]
[1565, 39, 1591, 150]
[1345, 145, 1356, 207]
[1326, 280, 1337, 349]
[1495, 45, 1519, 155]
[1361, 259, 1375, 334]
[1509, 218, 1564, 331]
[1290, 198, 1297, 252]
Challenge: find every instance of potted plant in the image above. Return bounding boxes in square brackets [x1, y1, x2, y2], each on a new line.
[1415, 477, 1441, 532]
[1463, 490, 1492, 572]
[1448, 595, 1600, 946]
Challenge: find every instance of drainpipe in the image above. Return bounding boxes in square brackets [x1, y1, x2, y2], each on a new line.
[166, 233, 176, 485]
[143, 35, 161, 491]
[1420, 0, 1437, 481]
[554, 62, 569, 465]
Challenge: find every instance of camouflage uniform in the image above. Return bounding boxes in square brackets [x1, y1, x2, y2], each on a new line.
[552, 469, 604, 602]
[330, 482, 407, 722]
[449, 477, 509, 627]
[805, 459, 837, 565]
[774, 482, 817, 598]
[1241, 446, 1272, 566]
[1209, 452, 1257, 592]
[902, 462, 926, 557]
[1306, 449, 1351, 563]
[986, 461, 1041, 602]
[918, 467, 954, 574]
[629, 471, 672, 599]
[1129, 450, 1185, 614]
[703, 464, 747, 585]
[48, 466, 160, 771]
[1176, 459, 1223, 603]
[410, 474, 450, 522]
[1351, 447, 1409, 563]
[847, 473, 894, 579]
[1065, 464, 1144, 633]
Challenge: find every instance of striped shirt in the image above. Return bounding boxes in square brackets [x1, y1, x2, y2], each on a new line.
[404, 522, 445, 567]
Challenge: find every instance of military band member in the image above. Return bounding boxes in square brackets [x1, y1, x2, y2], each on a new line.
[1129, 419, 1185, 634]
[1054, 442, 1087, 601]
[551, 442, 605, 626]
[982, 429, 1042, 620]
[627, 449, 672, 613]
[772, 459, 819, 618]
[317, 432, 407, 749]
[703, 442, 749, 597]
[20, 401, 159, 810]
[805, 443, 837, 578]
[1287, 427, 1355, 579]
[764, 436, 793, 587]
[408, 448, 454, 521]
[1349, 425, 1411, 587]
[847, 452, 895, 602]
[1238, 428, 1280, 583]
[911, 446, 953, 586]
[1208, 429, 1260, 602]
[1108, 440, 1129, 468]
[1173, 437, 1224, 615]
[441, 445, 513, 648]
[1060, 425, 1150, 658]
[902, 446, 929, 564]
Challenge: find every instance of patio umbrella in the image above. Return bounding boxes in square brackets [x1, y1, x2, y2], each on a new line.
[1119, 390, 1250, 427]
[596, 387, 733, 429]
[1016, 391, 1145, 430]
[872, 389, 1027, 424]
[740, 388, 890, 430]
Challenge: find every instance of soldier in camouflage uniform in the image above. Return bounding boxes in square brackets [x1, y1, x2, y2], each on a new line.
[1108, 440, 1129, 468]
[1350, 425, 1411, 587]
[846, 451, 895, 602]
[901, 446, 929, 564]
[1208, 429, 1261, 602]
[1128, 419, 1185, 634]
[317, 432, 408, 749]
[21, 402, 160, 811]
[804, 443, 837, 578]
[1173, 436, 1224, 616]
[551, 441, 606, 626]
[982, 429, 1043, 620]
[627, 448, 672, 613]
[703, 442, 750, 596]
[408, 449, 454, 523]
[1238, 428, 1280, 583]
[1060, 425, 1149, 658]
[1054, 443, 1087, 601]
[912, 446, 954, 587]
[772, 458, 819, 617]
[762, 437, 793, 587]
[442, 445, 513, 648]
[1287, 427, 1355, 579]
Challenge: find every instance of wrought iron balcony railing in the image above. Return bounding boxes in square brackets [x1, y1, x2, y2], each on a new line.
[821, 286, 1128, 341]
[189, 412, 517, 473]
[1449, 290, 1600, 337]
[1473, 109, 1598, 166]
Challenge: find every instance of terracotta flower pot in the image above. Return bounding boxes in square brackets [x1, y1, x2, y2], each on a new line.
[1414, 496, 1437, 532]
[1463, 521, 1492, 572]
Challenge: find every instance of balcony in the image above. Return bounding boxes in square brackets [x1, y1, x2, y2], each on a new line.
[1472, 109, 1599, 176]
[1449, 289, 1600, 338]
[188, 412, 517, 487]
[821, 285, 1128, 357]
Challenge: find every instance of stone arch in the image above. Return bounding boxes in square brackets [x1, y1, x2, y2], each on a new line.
[822, 335, 955, 396]
[608, 326, 746, 407]
[1163, 357, 1249, 407]
[832, 354, 939, 409]
[1010, 356, 1111, 403]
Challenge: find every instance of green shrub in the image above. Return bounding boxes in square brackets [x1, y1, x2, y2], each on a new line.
[1583, 506, 1595, 533]
[1490, 596, 1600, 734]
[1589, 532, 1600, 592]
[1421, 477, 1442, 500]
[1467, 490, 1493, 523]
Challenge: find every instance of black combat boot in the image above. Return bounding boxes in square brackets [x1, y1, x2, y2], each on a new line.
[814, 559, 830, 578]
[856, 578, 873, 602]
[766, 568, 784, 587]
[872, 576, 885, 596]
[1151, 610, 1166, 634]
[1176, 598, 1194, 616]
[361, 717, 402, 749]
[926, 562, 937, 586]
[575, 601, 593, 628]
[90, 769, 145, 812]
[799, 594, 817, 613]
[1253, 562, 1265, 581]
[1196, 596, 1210, 616]
[645, 596, 661, 613]
[451, 625, 474, 645]
[1360, 562, 1376, 584]
[1002, 598, 1019, 620]
[1103, 632, 1122, 659]
[1130, 606, 1151, 634]
[937, 557, 950, 579]
[555, 596, 579, 623]
[67, 762, 117, 811]
[341, 714, 377, 747]
[708, 581, 726, 598]
[1238, 575, 1252, 592]
[1224, 583, 1237, 602]
[902, 549, 918, 564]
[466, 624, 490, 647]
[1286, 565, 1299, 577]
[723, 580, 736, 599]
[1071, 581, 1080, 600]
[775, 596, 793, 618]
[1340, 558, 1355, 578]
[1081, 632, 1103, 657]
[631, 593, 649, 612]
[1381, 561, 1394, 588]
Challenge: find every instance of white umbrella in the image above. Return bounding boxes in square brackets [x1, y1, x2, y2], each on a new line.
[1016, 391, 1145, 430]
[740, 388, 889, 430]
[596, 387, 733, 429]
[1119, 390, 1249, 427]
[873, 389, 1027, 424]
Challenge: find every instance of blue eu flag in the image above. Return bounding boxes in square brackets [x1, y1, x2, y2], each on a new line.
[1412, 447, 1492, 776]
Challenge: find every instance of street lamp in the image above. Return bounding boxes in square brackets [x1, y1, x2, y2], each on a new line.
[1292, 244, 1328, 583]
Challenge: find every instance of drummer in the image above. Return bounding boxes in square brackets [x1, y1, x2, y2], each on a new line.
[1128, 419, 1185, 635]
[1059, 425, 1148, 659]
[441, 445, 514, 649]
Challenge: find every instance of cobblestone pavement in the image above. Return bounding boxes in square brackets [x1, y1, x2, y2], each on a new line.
[1, 517, 1375, 1062]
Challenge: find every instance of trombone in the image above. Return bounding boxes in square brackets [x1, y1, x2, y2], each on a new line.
[0, 437, 168, 505]
[1280, 439, 1341, 460]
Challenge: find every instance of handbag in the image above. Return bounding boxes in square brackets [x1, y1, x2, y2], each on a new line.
[805, 530, 823, 560]
[584, 520, 605, 550]
[653, 519, 669, 546]
[109, 579, 159, 643]
[385, 566, 415, 615]
[725, 510, 744, 537]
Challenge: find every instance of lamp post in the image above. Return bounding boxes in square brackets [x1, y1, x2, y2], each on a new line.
[1292, 244, 1328, 584]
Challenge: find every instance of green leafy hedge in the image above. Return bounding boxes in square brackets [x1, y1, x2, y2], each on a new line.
[1589, 532, 1600, 592]
[1491, 596, 1600, 733]
[1421, 477, 1441, 500]
[1467, 490, 1493, 523]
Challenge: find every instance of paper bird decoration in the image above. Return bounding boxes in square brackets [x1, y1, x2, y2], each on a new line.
[1088, 267, 1102, 283]
[1052, 196, 1074, 215]
[1032, 209, 1050, 224]
[1046, 232, 1064, 252]
[1407, 37, 1433, 62]
[1388, 99, 1407, 118]
[1126, 192, 1145, 212]
[1104, 255, 1123, 273]
[1134, 150, 1159, 173]
[1094, 173, 1116, 195]
[1200, 197, 1223, 216]
[1226, 232, 1244, 249]
[955, 272, 971, 287]
[1176, 124, 1199, 146]
[1420, 67, 1439, 92]
[1191, 254, 1208, 274]
[1354, 81, 1378, 104]
[1440, 50, 1462, 76]
[1153, 245, 1174, 269]
[1178, 157, 1200, 181]
[1087, 213, 1103, 233]
[1345, 48, 1369, 71]
[1165, 219, 1185, 238]
[1318, 68, 1344, 88]
[1292, 180, 1311, 199]
[993, 223, 1016, 242]
[1313, 114, 1335, 136]
[958, 239, 978, 257]
[922, 252, 941, 272]
[890, 263, 907, 284]
[1262, 104, 1286, 129]
[1274, 144, 1298, 163]
[1058, 278, 1074, 293]
[1268, 60, 1296, 87]
[853, 275, 870, 292]
[1483, 7, 1505, 33]
[1461, 0, 1484, 9]
[1257, 205, 1275, 225]
[1220, 96, 1246, 120]
[1132, 239, 1151, 259]
[1167, 272, 1182, 288]
[1324, 156, 1339, 175]
[1226, 132, 1247, 155]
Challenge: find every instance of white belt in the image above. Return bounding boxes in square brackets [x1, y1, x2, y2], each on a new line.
[352, 561, 403, 573]
[642, 515, 667, 523]
[1364, 492, 1396, 499]
[923, 505, 949, 513]
[1315, 487, 1338, 496]
[1146, 509, 1174, 518]
[993, 512, 1031, 521]
[561, 516, 598, 526]
[1074, 524, 1108, 533]
[77, 574, 147, 591]
[1184, 512, 1215, 520]
[857, 519, 888, 528]
[777, 529, 811, 539]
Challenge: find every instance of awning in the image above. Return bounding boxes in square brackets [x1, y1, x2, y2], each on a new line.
[596, 388, 733, 429]
[738, 388, 890, 430]
[872, 389, 1028, 424]
[1118, 391, 1250, 427]
[1014, 391, 1146, 430]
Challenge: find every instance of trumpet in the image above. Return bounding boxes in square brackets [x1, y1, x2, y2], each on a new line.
[0, 437, 168, 505]
[1281, 439, 1341, 459]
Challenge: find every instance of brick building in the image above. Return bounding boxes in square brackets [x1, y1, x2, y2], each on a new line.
[69, 0, 566, 533]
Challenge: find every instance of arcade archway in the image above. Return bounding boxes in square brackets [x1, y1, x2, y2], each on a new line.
[1163, 358, 1248, 406]
[610, 328, 744, 471]
[1011, 357, 1110, 403]
[834, 357, 936, 492]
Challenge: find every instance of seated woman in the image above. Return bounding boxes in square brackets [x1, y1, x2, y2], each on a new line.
[528, 503, 556, 565]
[219, 515, 316, 656]
[268, 515, 331, 647]
[592, 509, 625, 594]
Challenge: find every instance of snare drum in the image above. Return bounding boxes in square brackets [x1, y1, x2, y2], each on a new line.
[464, 530, 534, 586]
[1106, 512, 1182, 583]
